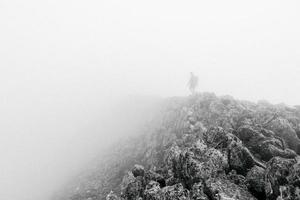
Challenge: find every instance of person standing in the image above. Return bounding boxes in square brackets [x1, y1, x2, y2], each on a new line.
[188, 72, 198, 94]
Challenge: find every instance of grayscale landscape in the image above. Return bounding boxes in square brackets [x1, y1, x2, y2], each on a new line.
[0, 1, 300, 200]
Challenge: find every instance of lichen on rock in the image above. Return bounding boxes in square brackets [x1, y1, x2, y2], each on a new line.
[56, 93, 300, 200]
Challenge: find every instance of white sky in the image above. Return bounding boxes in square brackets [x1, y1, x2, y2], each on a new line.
[0, 0, 300, 200]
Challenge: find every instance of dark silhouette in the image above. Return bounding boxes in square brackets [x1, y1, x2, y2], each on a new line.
[188, 72, 198, 94]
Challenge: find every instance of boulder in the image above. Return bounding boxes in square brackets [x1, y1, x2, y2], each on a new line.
[259, 140, 296, 161]
[162, 183, 190, 200]
[204, 127, 235, 149]
[132, 165, 145, 177]
[144, 181, 163, 200]
[227, 170, 247, 188]
[264, 157, 296, 200]
[171, 141, 228, 189]
[190, 182, 209, 200]
[227, 139, 258, 175]
[237, 126, 297, 161]
[246, 166, 266, 200]
[277, 185, 300, 200]
[267, 118, 300, 154]
[205, 178, 257, 200]
[120, 172, 144, 200]
[144, 170, 166, 188]
[204, 127, 262, 175]
[287, 158, 300, 187]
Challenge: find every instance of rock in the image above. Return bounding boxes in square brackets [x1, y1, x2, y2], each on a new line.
[205, 178, 257, 200]
[204, 127, 234, 149]
[237, 126, 297, 161]
[267, 118, 300, 154]
[190, 121, 207, 136]
[227, 139, 257, 175]
[172, 141, 228, 189]
[132, 165, 145, 177]
[204, 127, 261, 175]
[180, 134, 199, 147]
[120, 172, 144, 200]
[162, 183, 190, 200]
[227, 170, 247, 188]
[165, 145, 182, 168]
[188, 116, 197, 125]
[200, 147, 229, 177]
[165, 176, 179, 186]
[172, 150, 202, 188]
[215, 128, 271, 173]
[191, 182, 209, 200]
[296, 128, 300, 140]
[57, 94, 300, 200]
[277, 185, 300, 200]
[106, 191, 119, 200]
[144, 181, 163, 200]
[259, 140, 296, 161]
[144, 170, 166, 187]
[236, 126, 267, 144]
[264, 157, 296, 200]
[190, 140, 208, 155]
[246, 166, 266, 200]
[287, 158, 300, 187]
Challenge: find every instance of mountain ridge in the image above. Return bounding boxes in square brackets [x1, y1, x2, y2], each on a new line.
[54, 92, 300, 200]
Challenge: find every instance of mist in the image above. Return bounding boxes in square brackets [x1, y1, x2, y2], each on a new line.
[1, 0, 300, 200]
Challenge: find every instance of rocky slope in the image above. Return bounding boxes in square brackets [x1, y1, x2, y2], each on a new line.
[55, 93, 300, 200]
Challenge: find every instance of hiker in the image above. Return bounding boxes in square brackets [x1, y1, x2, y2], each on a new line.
[188, 72, 198, 94]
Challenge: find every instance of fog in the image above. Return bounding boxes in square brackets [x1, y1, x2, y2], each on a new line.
[1, 0, 300, 200]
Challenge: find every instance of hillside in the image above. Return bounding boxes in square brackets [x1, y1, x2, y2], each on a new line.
[54, 93, 300, 200]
